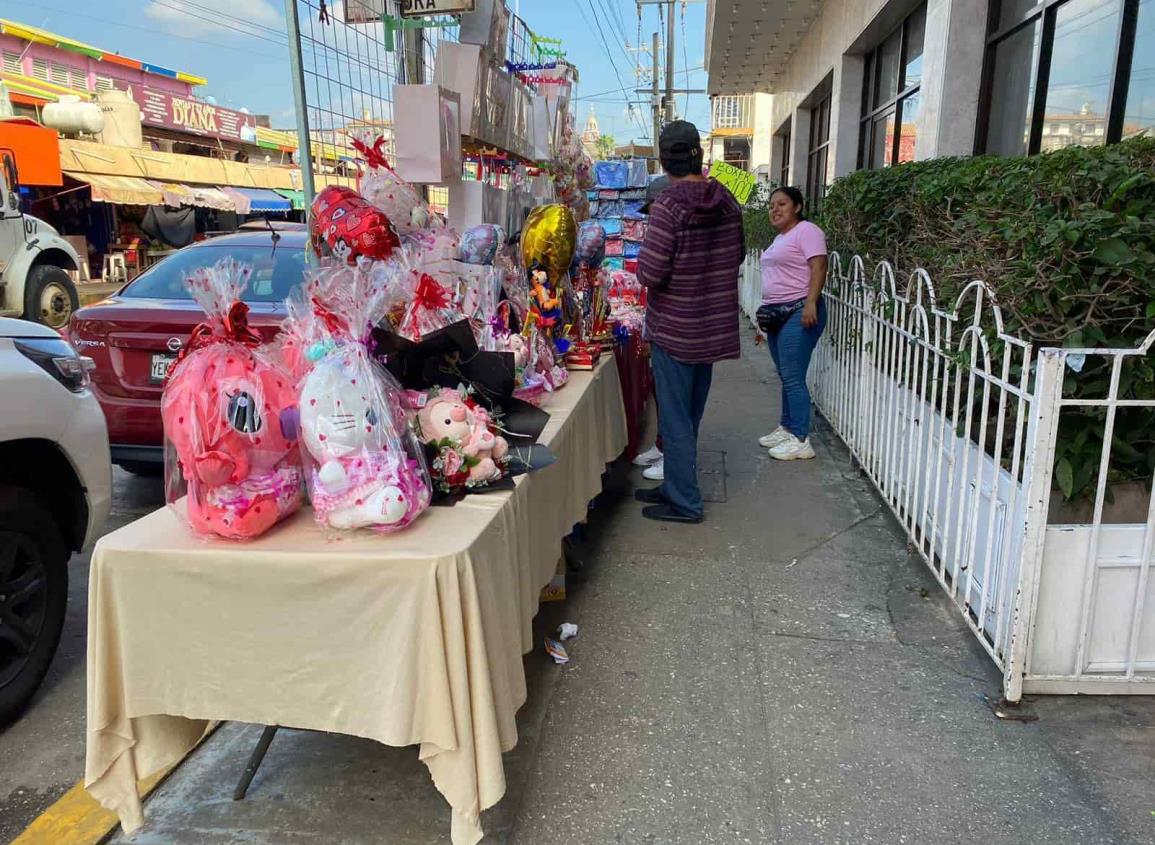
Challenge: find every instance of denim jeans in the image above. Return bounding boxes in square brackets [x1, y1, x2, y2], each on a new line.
[765, 300, 826, 440]
[650, 342, 713, 518]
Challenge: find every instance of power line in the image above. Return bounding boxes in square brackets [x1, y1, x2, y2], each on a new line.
[146, 0, 289, 47]
[150, 0, 288, 38]
[6, 2, 288, 62]
[576, 0, 650, 138]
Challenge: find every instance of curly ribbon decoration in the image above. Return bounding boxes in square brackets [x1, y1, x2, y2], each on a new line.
[173, 301, 261, 370]
[351, 136, 396, 174]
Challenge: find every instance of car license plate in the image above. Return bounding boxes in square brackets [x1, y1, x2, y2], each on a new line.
[150, 354, 176, 384]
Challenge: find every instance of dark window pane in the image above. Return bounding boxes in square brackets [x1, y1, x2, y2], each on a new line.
[1124, 0, 1155, 139]
[1041, 0, 1120, 152]
[986, 20, 1040, 156]
[858, 120, 869, 168]
[862, 53, 874, 113]
[897, 91, 921, 162]
[903, 3, 927, 90]
[821, 96, 831, 141]
[875, 28, 902, 105]
[999, 0, 1044, 29]
[870, 110, 897, 168]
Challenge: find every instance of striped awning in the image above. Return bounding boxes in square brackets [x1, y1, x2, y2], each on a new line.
[275, 188, 306, 210]
[64, 172, 163, 205]
[221, 186, 291, 214]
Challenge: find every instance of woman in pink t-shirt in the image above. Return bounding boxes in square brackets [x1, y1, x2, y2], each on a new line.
[755, 187, 828, 461]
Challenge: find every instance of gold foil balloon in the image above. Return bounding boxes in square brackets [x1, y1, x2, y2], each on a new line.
[521, 204, 577, 283]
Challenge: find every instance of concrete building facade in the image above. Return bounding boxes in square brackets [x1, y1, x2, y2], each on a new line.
[706, 0, 1155, 203]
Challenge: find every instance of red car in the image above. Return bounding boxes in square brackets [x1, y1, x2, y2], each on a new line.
[68, 229, 308, 474]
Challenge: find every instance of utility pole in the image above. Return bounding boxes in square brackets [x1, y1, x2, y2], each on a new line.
[651, 31, 660, 148]
[664, 0, 676, 123]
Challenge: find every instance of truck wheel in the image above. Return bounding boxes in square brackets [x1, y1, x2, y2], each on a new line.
[24, 265, 79, 330]
[0, 488, 69, 726]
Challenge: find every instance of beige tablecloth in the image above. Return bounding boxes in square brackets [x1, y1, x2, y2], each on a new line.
[85, 358, 627, 845]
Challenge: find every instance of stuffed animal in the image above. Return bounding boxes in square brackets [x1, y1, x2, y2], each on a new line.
[299, 344, 430, 531]
[282, 260, 433, 534]
[416, 389, 509, 487]
[162, 259, 304, 540]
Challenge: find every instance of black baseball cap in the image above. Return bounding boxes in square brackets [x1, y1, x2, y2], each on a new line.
[639, 175, 672, 214]
[658, 120, 701, 161]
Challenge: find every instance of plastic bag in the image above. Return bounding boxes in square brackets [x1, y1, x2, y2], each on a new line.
[353, 135, 440, 236]
[162, 258, 304, 540]
[287, 260, 432, 533]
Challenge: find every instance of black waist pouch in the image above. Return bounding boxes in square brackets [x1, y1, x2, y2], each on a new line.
[756, 298, 807, 334]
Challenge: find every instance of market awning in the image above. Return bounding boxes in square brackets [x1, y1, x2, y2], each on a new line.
[64, 172, 163, 205]
[221, 186, 291, 214]
[274, 188, 305, 210]
[151, 182, 235, 211]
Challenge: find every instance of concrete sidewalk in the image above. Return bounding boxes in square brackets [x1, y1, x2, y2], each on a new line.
[108, 331, 1155, 845]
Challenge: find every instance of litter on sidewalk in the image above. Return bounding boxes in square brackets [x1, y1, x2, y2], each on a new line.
[558, 623, 579, 640]
[545, 638, 570, 664]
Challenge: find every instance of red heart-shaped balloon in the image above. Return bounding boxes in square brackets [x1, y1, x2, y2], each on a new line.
[310, 186, 401, 264]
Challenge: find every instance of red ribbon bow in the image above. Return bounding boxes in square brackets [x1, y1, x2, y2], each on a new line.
[175, 301, 262, 368]
[311, 297, 348, 337]
[351, 136, 395, 173]
[414, 273, 450, 311]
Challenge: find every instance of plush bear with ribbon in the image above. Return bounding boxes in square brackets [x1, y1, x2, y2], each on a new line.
[414, 387, 509, 491]
[310, 185, 401, 265]
[162, 258, 304, 540]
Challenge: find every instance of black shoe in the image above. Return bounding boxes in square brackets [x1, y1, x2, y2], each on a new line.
[634, 487, 668, 504]
[642, 504, 703, 524]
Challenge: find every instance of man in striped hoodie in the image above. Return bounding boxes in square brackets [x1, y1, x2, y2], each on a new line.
[634, 120, 745, 524]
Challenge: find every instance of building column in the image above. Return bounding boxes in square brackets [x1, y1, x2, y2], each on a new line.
[830, 54, 866, 178]
[918, 0, 988, 159]
[788, 107, 811, 192]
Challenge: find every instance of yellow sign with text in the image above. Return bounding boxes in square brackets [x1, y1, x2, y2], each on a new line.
[709, 161, 756, 205]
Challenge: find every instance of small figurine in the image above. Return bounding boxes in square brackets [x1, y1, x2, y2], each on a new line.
[529, 268, 561, 332]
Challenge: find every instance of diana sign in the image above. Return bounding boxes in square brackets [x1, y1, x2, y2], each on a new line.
[132, 88, 256, 144]
[401, 0, 476, 15]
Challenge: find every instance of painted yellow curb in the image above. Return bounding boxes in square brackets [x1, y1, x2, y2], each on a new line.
[11, 723, 221, 845]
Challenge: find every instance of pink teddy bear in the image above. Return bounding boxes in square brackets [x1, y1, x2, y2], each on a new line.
[417, 390, 509, 484]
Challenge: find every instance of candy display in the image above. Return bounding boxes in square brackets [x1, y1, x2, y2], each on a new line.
[162, 258, 304, 540]
[288, 262, 432, 533]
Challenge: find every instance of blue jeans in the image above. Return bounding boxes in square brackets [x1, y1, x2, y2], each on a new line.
[650, 342, 713, 518]
[766, 300, 826, 440]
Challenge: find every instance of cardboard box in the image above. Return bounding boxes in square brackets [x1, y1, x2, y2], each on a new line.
[393, 85, 462, 184]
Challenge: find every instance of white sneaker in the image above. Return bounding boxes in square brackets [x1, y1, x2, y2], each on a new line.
[758, 426, 791, 449]
[642, 458, 665, 480]
[769, 435, 816, 461]
[633, 445, 663, 467]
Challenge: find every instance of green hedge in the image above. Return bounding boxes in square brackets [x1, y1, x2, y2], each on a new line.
[744, 139, 1155, 499]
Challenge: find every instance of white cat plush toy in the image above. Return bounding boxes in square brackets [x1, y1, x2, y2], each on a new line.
[299, 344, 431, 532]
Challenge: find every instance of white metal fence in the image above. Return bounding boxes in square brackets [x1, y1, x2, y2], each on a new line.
[742, 252, 1155, 698]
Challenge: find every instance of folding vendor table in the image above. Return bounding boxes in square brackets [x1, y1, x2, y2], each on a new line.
[84, 359, 628, 845]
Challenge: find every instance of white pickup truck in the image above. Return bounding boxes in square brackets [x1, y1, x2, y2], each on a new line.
[0, 149, 82, 329]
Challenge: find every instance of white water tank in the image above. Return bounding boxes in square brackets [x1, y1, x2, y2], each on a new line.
[95, 88, 143, 148]
[43, 95, 105, 136]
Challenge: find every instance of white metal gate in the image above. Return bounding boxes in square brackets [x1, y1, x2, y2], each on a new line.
[742, 252, 1155, 698]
